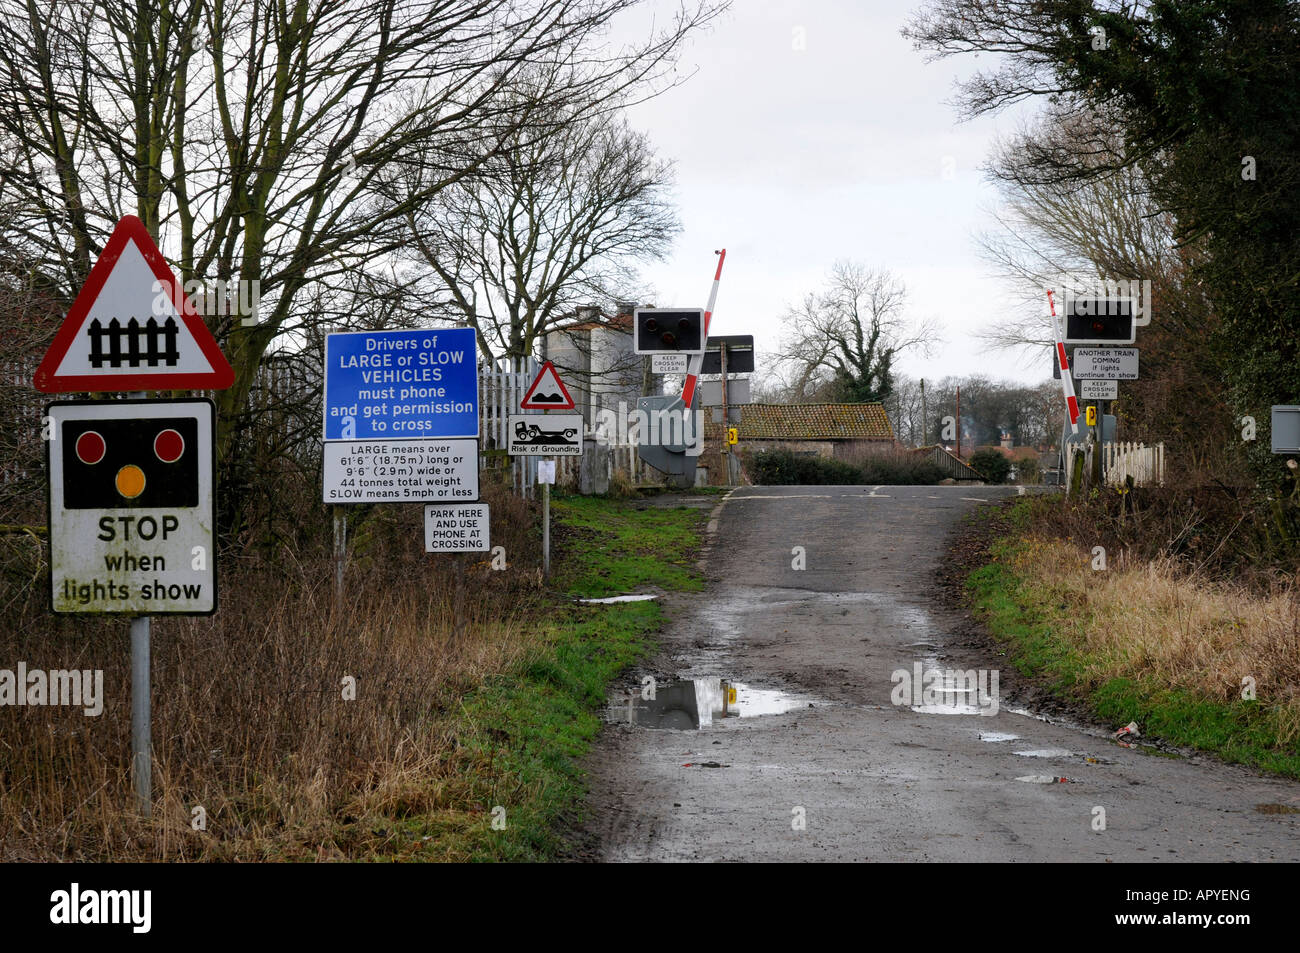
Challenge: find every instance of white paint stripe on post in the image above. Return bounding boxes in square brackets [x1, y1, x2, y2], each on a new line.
[1048, 290, 1081, 435]
[681, 249, 727, 408]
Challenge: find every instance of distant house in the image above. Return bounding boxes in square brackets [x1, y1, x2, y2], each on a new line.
[541, 305, 642, 428]
[965, 432, 1046, 482]
[698, 402, 895, 485]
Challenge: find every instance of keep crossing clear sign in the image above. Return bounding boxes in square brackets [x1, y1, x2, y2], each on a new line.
[47, 399, 216, 614]
[323, 328, 478, 440]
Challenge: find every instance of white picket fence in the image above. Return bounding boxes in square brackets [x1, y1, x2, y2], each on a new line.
[551, 441, 650, 488]
[1066, 441, 1166, 488]
[478, 356, 539, 496]
[1103, 440, 1165, 487]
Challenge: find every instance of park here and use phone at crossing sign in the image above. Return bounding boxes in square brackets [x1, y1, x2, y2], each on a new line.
[46, 399, 217, 615]
[323, 327, 479, 441]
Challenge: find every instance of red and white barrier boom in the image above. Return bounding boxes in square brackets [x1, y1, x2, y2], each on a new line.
[1048, 289, 1081, 436]
[681, 248, 727, 408]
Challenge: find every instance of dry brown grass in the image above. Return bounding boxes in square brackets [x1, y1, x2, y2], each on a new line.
[1008, 537, 1300, 745]
[0, 484, 547, 860]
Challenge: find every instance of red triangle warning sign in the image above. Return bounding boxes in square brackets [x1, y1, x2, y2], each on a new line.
[33, 215, 236, 393]
[520, 361, 576, 410]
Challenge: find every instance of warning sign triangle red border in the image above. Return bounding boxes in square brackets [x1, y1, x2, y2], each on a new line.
[33, 215, 235, 393]
[520, 361, 576, 410]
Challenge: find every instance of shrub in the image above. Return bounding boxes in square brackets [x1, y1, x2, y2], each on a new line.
[746, 449, 863, 485]
[844, 446, 947, 485]
[969, 449, 1011, 484]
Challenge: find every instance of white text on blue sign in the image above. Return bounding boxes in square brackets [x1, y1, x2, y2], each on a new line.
[324, 328, 478, 440]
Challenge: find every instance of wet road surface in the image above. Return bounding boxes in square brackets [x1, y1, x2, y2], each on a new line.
[578, 485, 1300, 862]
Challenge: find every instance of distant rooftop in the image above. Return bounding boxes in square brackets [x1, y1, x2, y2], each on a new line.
[728, 403, 894, 441]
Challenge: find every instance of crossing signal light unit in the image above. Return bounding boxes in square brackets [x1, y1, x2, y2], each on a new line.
[633, 308, 705, 355]
[62, 416, 199, 509]
[1064, 297, 1136, 345]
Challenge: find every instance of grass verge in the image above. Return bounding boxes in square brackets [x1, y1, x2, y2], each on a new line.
[965, 500, 1300, 779]
[422, 493, 708, 860]
[0, 490, 707, 861]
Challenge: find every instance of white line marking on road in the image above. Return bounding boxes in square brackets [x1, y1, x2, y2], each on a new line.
[735, 494, 833, 499]
[961, 497, 993, 503]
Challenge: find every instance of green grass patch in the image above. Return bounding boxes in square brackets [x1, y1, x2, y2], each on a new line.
[424, 494, 709, 860]
[548, 493, 708, 598]
[965, 511, 1300, 779]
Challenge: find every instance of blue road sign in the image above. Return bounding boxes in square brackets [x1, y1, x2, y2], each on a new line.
[324, 328, 478, 440]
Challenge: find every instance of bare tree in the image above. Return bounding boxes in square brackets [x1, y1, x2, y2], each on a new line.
[0, 0, 723, 438]
[973, 105, 1231, 474]
[975, 105, 1198, 359]
[775, 261, 939, 404]
[400, 93, 679, 363]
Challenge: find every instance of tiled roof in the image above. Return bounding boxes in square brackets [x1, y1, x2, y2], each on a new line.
[555, 312, 633, 333]
[728, 403, 894, 441]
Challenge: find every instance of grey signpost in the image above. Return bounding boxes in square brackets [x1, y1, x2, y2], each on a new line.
[512, 361, 578, 578]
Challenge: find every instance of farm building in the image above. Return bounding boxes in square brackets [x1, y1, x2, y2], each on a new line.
[696, 402, 895, 485]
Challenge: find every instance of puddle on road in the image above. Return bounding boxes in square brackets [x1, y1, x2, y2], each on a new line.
[1256, 803, 1300, 815]
[979, 732, 1020, 742]
[1014, 748, 1075, 758]
[911, 703, 993, 715]
[907, 657, 998, 715]
[610, 677, 817, 730]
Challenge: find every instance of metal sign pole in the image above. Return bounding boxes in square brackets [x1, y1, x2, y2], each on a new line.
[720, 344, 729, 485]
[542, 409, 551, 578]
[332, 505, 346, 611]
[130, 615, 151, 816]
[543, 479, 550, 578]
[127, 389, 152, 817]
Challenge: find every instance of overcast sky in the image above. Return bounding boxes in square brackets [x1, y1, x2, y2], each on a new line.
[613, 0, 1048, 386]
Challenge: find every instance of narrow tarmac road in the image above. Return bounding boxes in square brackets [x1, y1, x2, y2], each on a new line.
[578, 485, 1300, 862]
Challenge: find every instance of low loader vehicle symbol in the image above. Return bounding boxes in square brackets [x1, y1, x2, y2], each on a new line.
[515, 420, 578, 444]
